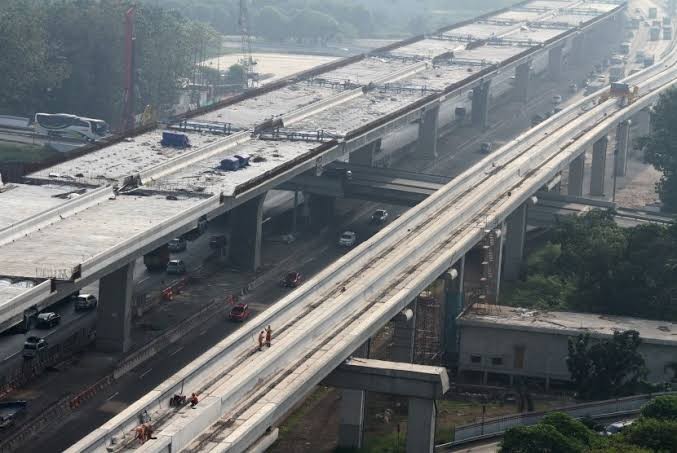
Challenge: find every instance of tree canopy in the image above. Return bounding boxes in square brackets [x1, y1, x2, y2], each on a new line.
[640, 88, 677, 212]
[0, 0, 218, 125]
[503, 211, 677, 323]
[566, 330, 647, 400]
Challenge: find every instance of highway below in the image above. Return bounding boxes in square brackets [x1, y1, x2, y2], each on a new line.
[21, 41, 621, 450]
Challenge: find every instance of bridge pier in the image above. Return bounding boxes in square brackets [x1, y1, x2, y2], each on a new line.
[590, 136, 608, 197]
[567, 153, 585, 197]
[349, 139, 381, 166]
[392, 301, 417, 363]
[548, 45, 563, 81]
[514, 61, 530, 104]
[635, 108, 651, 139]
[325, 358, 449, 453]
[503, 203, 528, 282]
[418, 105, 440, 159]
[96, 261, 135, 353]
[571, 33, 586, 66]
[615, 120, 631, 177]
[471, 81, 491, 129]
[337, 341, 370, 449]
[229, 194, 265, 271]
[444, 261, 464, 365]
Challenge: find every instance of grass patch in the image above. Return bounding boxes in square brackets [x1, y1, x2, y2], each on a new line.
[277, 386, 333, 437]
[0, 142, 55, 163]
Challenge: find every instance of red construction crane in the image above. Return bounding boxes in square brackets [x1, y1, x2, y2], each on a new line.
[122, 6, 136, 134]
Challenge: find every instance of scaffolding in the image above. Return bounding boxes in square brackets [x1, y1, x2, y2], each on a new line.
[414, 283, 445, 365]
[474, 228, 501, 315]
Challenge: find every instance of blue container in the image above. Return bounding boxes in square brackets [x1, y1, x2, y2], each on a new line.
[220, 157, 240, 171]
[234, 154, 251, 167]
[161, 131, 190, 148]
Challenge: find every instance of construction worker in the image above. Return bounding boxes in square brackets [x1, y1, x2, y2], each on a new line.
[189, 393, 199, 408]
[258, 330, 265, 351]
[265, 325, 272, 347]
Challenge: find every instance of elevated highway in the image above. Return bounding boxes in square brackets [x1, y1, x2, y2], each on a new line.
[0, 0, 627, 345]
[66, 1, 677, 451]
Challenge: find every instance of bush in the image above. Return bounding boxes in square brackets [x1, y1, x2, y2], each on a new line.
[540, 412, 595, 447]
[622, 418, 677, 451]
[640, 395, 677, 421]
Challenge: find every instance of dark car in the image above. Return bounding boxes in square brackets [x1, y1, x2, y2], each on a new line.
[168, 238, 187, 253]
[281, 271, 302, 288]
[23, 336, 47, 359]
[229, 303, 250, 322]
[36, 312, 61, 329]
[371, 209, 389, 225]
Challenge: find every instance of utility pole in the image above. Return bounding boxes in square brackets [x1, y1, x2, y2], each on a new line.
[122, 6, 136, 134]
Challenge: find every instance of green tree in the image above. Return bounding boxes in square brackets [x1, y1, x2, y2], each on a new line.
[622, 418, 677, 451]
[566, 330, 647, 400]
[641, 395, 677, 421]
[639, 88, 677, 212]
[253, 6, 290, 41]
[540, 412, 595, 448]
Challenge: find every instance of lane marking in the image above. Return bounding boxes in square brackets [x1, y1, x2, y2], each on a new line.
[169, 346, 183, 357]
[107, 392, 119, 401]
[139, 368, 153, 379]
[199, 330, 207, 336]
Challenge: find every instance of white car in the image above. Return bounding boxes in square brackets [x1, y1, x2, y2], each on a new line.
[74, 294, 98, 311]
[552, 94, 563, 104]
[338, 231, 357, 247]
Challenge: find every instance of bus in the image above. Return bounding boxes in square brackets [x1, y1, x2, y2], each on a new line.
[34, 113, 110, 141]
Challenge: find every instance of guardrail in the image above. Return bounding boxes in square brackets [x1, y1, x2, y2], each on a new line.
[438, 391, 675, 448]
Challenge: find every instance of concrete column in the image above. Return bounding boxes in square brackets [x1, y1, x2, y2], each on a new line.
[548, 45, 563, 80]
[567, 153, 585, 197]
[349, 139, 381, 166]
[471, 81, 491, 129]
[571, 34, 585, 66]
[338, 340, 370, 449]
[590, 136, 608, 197]
[494, 225, 505, 303]
[338, 389, 366, 449]
[418, 105, 440, 159]
[407, 398, 436, 453]
[503, 204, 527, 281]
[635, 108, 651, 138]
[309, 194, 335, 230]
[230, 194, 265, 271]
[444, 259, 464, 365]
[615, 120, 631, 177]
[514, 62, 530, 104]
[96, 262, 135, 353]
[391, 301, 416, 363]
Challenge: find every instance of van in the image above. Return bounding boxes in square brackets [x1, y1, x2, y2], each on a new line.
[74, 294, 98, 311]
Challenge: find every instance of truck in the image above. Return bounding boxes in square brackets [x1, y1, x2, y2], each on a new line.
[143, 245, 170, 271]
[649, 7, 657, 19]
[609, 66, 626, 82]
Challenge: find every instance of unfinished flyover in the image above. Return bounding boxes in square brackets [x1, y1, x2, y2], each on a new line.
[43, 0, 677, 451]
[0, 0, 626, 355]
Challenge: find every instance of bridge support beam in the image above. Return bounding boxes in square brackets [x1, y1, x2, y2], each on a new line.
[350, 139, 381, 166]
[567, 153, 585, 197]
[635, 108, 651, 139]
[230, 194, 265, 271]
[548, 45, 564, 81]
[96, 262, 135, 353]
[392, 301, 417, 363]
[514, 61, 530, 104]
[590, 136, 608, 197]
[325, 358, 449, 453]
[615, 120, 631, 177]
[471, 81, 491, 129]
[418, 105, 440, 159]
[503, 203, 527, 282]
